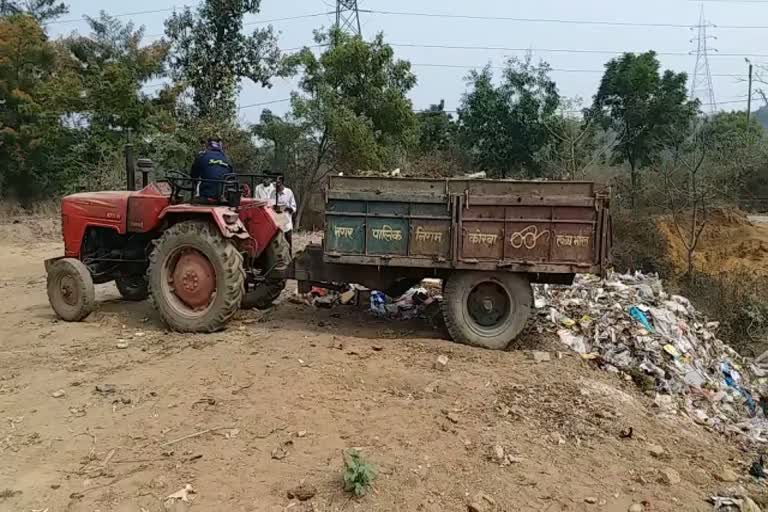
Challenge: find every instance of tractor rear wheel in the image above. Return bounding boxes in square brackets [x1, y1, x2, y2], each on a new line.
[47, 258, 95, 322]
[115, 275, 149, 301]
[148, 221, 244, 332]
[441, 271, 532, 350]
[241, 232, 291, 310]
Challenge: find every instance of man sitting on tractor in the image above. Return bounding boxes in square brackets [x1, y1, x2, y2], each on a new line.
[190, 137, 235, 201]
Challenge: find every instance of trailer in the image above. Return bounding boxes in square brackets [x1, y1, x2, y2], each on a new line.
[293, 176, 611, 349]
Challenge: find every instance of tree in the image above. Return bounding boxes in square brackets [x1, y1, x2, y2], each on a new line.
[288, 28, 418, 225]
[538, 98, 618, 180]
[0, 0, 68, 22]
[653, 121, 724, 278]
[590, 51, 698, 207]
[252, 109, 306, 174]
[0, 14, 73, 199]
[416, 100, 455, 154]
[458, 56, 560, 178]
[164, 0, 284, 119]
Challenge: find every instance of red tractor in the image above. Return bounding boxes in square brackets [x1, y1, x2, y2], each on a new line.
[45, 170, 291, 332]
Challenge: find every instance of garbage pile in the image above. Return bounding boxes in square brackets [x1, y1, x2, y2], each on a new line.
[369, 285, 442, 322]
[298, 279, 443, 325]
[534, 272, 768, 443]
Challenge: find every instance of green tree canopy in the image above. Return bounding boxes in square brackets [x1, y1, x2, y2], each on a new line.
[285, 28, 417, 222]
[164, 0, 285, 119]
[416, 99, 456, 154]
[458, 56, 560, 178]
[590, 51, 698, 205]
[0, 0, 67, 22]
[0, 14, 73, 198]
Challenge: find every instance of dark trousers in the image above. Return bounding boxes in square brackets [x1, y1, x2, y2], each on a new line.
[284, 230, 292, 254]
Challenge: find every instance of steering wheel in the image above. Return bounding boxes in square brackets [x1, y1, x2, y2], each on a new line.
[165, 170, 196, 192]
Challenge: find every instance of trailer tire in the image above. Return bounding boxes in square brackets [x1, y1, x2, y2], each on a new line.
[442, 271, 532, 350]
[148, 221, 244, 332]
[47, 258, 96, 322]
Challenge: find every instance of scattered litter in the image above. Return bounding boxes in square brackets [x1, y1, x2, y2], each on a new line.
[370, 285, 442, 321]
[115, 342, 128, 349]
[534, 272, 768, 444]
[710, 495, 762, 512]
[51, 390, 65, 399]
[165, 484, 195, 503]
[434, 355, 449, 371]
[750, 455, 766, 479]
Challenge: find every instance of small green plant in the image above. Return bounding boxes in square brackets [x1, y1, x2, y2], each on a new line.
[342, 449, 377, 497]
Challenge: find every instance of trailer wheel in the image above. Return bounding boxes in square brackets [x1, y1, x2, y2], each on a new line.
[115, 275, 149, 301]
[442, 271, 532, 350]
[148, 221, 244, 332]
[47, 258, 96, 322]
[241, 232, 291, 310]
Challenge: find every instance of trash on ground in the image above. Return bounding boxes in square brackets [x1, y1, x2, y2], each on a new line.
[165, 484, 196, 503]
[534, 271, 768, 445]
[369, 284, 443, 322]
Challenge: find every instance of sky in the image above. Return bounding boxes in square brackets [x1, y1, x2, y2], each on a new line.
[46, 0, 768, 125]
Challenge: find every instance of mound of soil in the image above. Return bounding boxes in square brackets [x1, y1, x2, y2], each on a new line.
[658, 208, 768, 274]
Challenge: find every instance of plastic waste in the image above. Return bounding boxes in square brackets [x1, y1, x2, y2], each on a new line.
[629, 306, 655, 333]
[533, 271, 766, 444]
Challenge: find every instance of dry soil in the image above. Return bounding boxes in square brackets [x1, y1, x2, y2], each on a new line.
[0, 218, 763, 512]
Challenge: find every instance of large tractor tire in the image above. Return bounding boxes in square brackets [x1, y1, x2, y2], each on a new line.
[442, 271, 532, 350]
[115, 275, 149, 301]
[148, 221, 244, 332]
[47, 258, 96, 322]
[241, 232, 291, 310]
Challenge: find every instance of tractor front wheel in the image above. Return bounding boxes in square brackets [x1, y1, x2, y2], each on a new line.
[148, 221, 244, 332]
[47, 258, 96, 322]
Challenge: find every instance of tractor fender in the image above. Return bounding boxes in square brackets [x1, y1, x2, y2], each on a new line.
[158, 205, 251, 240]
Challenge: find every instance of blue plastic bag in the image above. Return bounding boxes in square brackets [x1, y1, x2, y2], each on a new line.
[629, 306, 655, 333]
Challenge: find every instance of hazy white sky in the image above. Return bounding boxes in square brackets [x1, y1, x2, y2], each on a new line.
[48, 0, 768, 123]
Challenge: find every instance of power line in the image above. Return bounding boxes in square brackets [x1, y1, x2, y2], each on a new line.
[361, 8, 727, 29]
[238, 98, 291, 110]
[388, 42, 768, 59]
[409, 62, 746, 78]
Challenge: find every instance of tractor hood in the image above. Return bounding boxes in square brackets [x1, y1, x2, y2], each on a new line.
[64, 191, 132, 206]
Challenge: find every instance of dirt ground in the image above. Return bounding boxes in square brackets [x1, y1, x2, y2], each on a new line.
[0, 219, 764, 512]
[658, 208, 768, 275]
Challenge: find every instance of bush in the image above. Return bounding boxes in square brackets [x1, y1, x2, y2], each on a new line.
[611, 208, 670, 275]
[677, 270, 768, 357]
[342, 449, 376, 497]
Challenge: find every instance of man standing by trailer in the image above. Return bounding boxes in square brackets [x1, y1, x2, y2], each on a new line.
[267, 177, 297, 252]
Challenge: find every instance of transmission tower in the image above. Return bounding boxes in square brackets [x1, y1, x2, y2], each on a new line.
[690, 5, 718, 114]
[336, 0, 362, 36]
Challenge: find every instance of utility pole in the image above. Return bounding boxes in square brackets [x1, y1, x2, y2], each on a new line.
[746, 58, 754, 130]
[689, 5, 718, 114]
[335, 0, 362, 37]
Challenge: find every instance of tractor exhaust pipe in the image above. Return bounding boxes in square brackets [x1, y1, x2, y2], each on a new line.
[125, 144, 136, 191]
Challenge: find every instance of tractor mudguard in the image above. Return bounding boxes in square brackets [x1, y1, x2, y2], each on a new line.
[159, 205, 250, 240]
[44, 256, 65, 273]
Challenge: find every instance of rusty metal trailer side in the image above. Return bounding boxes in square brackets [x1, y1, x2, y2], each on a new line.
[320, 176, 610, 277]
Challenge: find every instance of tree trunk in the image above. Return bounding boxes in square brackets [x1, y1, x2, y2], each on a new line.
[629, 159, 637, 209]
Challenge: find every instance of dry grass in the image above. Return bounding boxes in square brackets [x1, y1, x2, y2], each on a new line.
[0, 200, 60, 219]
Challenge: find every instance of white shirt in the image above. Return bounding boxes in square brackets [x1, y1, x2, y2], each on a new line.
[254, 183, 274, 201]
[266, 187, 297, 232]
